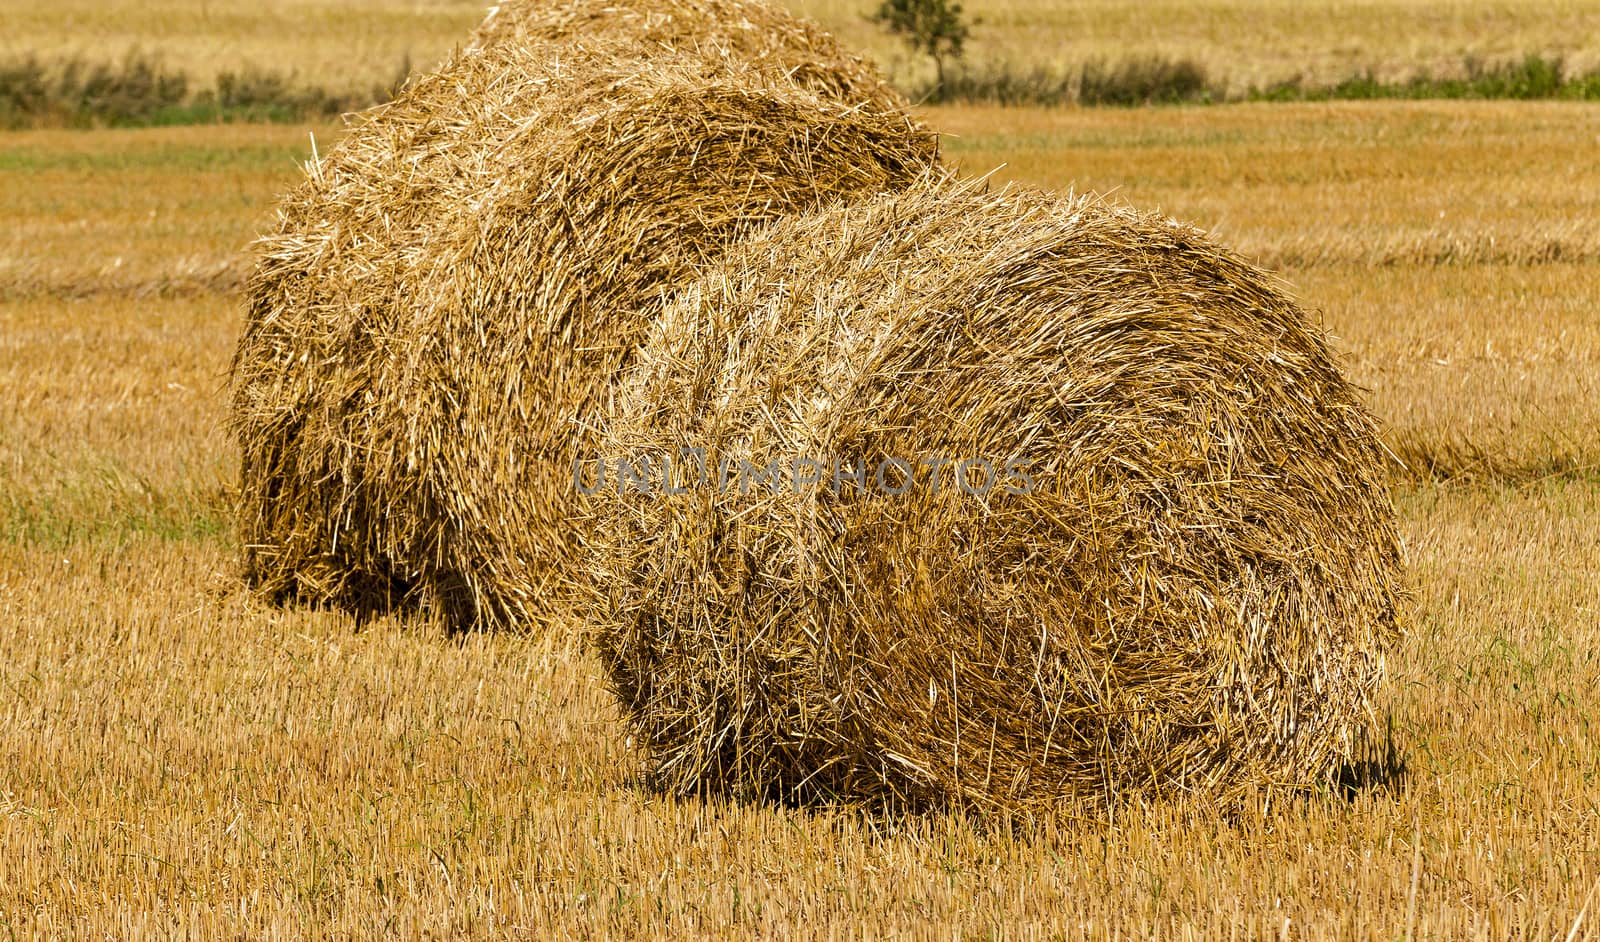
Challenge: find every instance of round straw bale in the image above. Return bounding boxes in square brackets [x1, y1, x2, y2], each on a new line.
[229, 39, 938, 625]
[471, 0, 906, 112]
[589, 183, 1406, 812]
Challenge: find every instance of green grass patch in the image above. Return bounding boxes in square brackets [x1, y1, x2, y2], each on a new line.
[1251, 54, 1598, 102]
[935, 56, 1213, 107]
[0, 464, 232, 548]
[931, 53, 1600, 107]
[1, 51, 405, 129]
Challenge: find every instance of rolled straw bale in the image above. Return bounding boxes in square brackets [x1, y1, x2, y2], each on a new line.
[589, 182, 1406, 812]
[228, 37, 937, 625]
[470, 0, 907, 112]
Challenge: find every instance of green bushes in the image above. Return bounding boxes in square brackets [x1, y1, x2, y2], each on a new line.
[933, 53, 1600, 108]
[0, 52, 406, 128]
[1253, 54, 1595, 103]
[3, 49, 1599, 126]
[933, 57, 1211, 106]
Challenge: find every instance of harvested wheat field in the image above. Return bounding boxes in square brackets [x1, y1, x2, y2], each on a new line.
[5, 97, 1600, 942]
[229, 6, 937, 631]
[8, 0, 1600, 932]
[590, 181, 1406, 813]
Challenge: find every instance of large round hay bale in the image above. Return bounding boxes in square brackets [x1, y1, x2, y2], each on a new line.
[589, 183, 1406, 812]
[228, 36, 938, 626]
[471, 0, 906, 112]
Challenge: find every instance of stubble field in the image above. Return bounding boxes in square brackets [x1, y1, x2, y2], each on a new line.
[10, 0, 1600, 94]
[3, 5, 1600, 939]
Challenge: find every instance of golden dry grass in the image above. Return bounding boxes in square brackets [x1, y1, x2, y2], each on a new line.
[935, 100, 1600, 267]
[1, 485, 1596, 935]
[3, 93, 1600, 940]
[937, 100, 1600, 480]
[0, 124, 340, 299]
[1308, 263, 1600, 481]
[0, 0, 482, 92]
[0, 294, 231, 544]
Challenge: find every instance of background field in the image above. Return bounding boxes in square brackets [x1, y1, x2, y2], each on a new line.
[8, 0, 1600, 95]
[4, 2, 1600, 938]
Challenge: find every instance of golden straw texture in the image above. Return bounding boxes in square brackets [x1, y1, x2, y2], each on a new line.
[229, 25, 937, 627]
[589, 182, 1406, 814]
[470, 0, 909, 113]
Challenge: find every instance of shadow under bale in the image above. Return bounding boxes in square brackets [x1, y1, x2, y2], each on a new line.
[229, 22, 938, 627]
[588, 182, 1407, 814]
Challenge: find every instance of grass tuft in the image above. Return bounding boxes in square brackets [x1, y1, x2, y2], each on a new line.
[932, 52, 1600, 107]
[1079, 55, 1210, 105]
[0, 51, 407, 129]
[931, 56, 1212, 106]
[1251, 54, 1589, 103]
